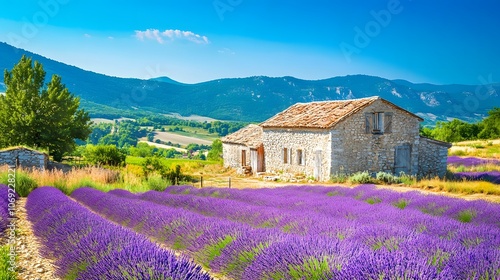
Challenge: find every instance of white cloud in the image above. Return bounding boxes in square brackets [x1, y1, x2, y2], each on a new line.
[84, 33, 92, 38]
[135, 29, 209, 44]
[108, 36, 114, 40]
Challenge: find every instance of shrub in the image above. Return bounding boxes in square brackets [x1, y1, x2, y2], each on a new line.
[146, 174, 170, 191]
[0, 245, 16, 280]
[376, 172, 401, 184]
[84, 144, 126, 166]
[330, 172, 348, 183]
[399, 173, 416, 185]
[0, 171, 38, 197]
[349, 171, 373, 184]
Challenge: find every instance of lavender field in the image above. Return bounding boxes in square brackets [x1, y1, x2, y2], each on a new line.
[48, 184, 499, 279]
[26, 187, 210, 279]
[448, 156, 500, 184]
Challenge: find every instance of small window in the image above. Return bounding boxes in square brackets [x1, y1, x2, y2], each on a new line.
[372, 112, 384, 133]
[296, 149, 304, 165]
[366, 112, 386, 134]
[283, 148, 288, 164]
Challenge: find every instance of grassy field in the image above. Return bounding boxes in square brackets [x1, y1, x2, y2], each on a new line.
[126, 156, 219, 171]
[152, 131, 213, 146]
[160, 125, 219, 141]
[449, 139, 500, 158]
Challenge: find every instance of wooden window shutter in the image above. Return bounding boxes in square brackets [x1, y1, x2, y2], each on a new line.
[384, 112, 393, 134]
[365, 113, 372, 133]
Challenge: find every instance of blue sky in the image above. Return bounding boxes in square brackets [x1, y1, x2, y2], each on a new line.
[0, 0, 499, 85]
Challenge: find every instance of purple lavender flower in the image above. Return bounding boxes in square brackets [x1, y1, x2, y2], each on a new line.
[26, 187, 210, 279]
[70, 185, 500, 279]
[448, 156, 500, 167]
[454, 171, 500, 184]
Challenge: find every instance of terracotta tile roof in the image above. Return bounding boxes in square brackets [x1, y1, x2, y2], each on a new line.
[260, 96, 422, 129]
[221, 124, 263, 148]
[260, 97, 377, 129]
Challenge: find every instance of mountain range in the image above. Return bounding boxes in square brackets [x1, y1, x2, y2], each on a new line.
[1, 42, 499, 124]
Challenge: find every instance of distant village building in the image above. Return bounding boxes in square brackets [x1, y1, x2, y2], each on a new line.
[222, 96, 451, 180]
[0, 146, 48, 170]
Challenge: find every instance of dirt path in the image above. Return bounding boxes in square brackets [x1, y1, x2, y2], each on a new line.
[15, 198, 59, 280]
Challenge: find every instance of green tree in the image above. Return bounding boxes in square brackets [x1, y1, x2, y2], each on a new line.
[84, 144, 126, 166]
[207, 139, 223, 161]
[431, 119, 480, 142]
[0, 56, 91, 161]
[478, 107, 500, 139]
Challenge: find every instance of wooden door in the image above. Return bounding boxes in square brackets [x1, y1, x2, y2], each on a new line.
[394, 144, 411, 175]
[314, 150, 322, 180]
[250, 149, 257, 173]
[241, 150, 246, 166]
[257, 145, 265, 172]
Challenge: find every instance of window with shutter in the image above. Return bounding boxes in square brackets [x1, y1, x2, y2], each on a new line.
[384, 112, 393, 133]
[372, 112, 384, 133]
[283, 148, 288, 164]
[365, 113, 372, 134]
[366, 112, 387, 134]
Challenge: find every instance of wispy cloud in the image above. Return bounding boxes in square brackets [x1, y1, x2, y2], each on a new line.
[135, 29, 209, 44]
[218, 47, 235, 55]
[84, 33, 92, 38]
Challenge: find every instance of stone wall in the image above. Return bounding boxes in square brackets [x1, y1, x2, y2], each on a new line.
[0, 148, 48, 170]
[222, 143, 248, 168]
[331, 99, 421, 176]
[417, 138, 450, 178]
[262, 128, 331, 180]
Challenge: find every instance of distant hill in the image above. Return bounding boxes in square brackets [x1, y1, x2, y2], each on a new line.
[148, 76, 184, 85]
[1, 42, 499, 124]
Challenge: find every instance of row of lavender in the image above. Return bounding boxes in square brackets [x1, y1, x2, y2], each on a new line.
[448, 156, 500, 184]
[26, 187, 210, 279]
[0, 185, 16, 235]
[72, 185, 500, 279]
[163, 184, 500, 228]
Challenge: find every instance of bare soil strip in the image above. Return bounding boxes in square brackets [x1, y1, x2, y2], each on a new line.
[15, 198, 59, 280]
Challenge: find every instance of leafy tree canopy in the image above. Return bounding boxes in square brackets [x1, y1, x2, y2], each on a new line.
[424, 107, 499, 142]
[0, 56, 92, 161]
[207, 139, 223, 161]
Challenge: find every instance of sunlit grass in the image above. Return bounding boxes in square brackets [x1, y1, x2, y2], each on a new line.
[413, 177, 500, 196]
[449, 139, 500, 159]
[447, 163, 500, 173]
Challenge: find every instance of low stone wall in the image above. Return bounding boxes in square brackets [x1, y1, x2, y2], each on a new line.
[417, 138, 450, 178]
[0, 148, 48, 170]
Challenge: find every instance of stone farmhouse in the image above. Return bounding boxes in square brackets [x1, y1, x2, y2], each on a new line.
[222, 96, 451, 181]
[0, 146, 48, 170]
